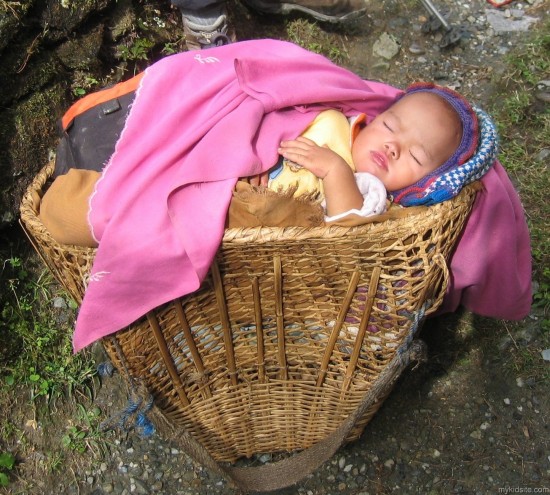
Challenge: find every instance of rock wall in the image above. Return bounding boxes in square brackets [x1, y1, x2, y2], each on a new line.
[0, 0, 183, 228]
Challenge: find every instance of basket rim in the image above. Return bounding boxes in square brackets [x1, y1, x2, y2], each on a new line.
[20, 161, 480, 248]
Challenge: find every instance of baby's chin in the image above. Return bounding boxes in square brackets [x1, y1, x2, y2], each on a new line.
[357, 164, 386, 185]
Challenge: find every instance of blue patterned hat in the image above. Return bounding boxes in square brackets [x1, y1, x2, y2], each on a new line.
[390, 83, 499, 207]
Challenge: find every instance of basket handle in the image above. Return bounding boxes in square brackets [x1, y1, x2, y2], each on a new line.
[162, 336, 428, 493]
[424, 253, 450, 317]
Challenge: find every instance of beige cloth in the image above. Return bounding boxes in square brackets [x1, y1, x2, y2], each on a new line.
[227, 181, 325, 228]
[39, 169, 99, 247]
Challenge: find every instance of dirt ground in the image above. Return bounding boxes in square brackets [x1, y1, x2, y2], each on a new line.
[2, 0, 549, 493]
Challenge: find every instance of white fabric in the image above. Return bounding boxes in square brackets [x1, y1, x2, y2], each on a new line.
[324, 172, 387, 222]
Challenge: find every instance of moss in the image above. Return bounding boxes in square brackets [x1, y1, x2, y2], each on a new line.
[0, 1, 36, 53]
[56, 24, 104, 70]
[0, 84, 66, 223]
[11, 85, 65, 170]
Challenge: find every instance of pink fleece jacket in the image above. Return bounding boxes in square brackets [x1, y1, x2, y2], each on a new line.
[73, 39, 531, 352]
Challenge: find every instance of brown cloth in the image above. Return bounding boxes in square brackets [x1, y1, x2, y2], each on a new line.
[38, 171, 424, 247]
[39, 168, 100, 247]
[227, 181, 325, 228]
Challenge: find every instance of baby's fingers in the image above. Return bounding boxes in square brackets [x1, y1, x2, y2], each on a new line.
[279, 136, 316, 150]
[277, 145, 310, 164]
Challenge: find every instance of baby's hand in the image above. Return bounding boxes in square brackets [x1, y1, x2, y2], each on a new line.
[278, 137, 348, 179]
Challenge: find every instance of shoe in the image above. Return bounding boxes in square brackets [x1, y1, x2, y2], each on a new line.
[242, 0, 367, 23]
[181, 4, 236, 50]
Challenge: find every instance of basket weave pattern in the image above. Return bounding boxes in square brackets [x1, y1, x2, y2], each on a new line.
[21, 162, 478, 463]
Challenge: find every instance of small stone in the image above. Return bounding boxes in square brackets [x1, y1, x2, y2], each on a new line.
[129, 465, 143, 477]
[408, 43, 425, 55]
[102, 483, 114, 494]
[516, 377, 525, 387]
[373, 32, 401, 60]
[372, 60, 390, 71]
[535, 148, 550, 162]
[541, 349, 550, 361]
[433, 449, 441, 458]
[510, 9, 525, 19]
[133, 479, 149, 495]
[470, 430, 482, 439]
[504, 398, 511, 405]
[344, 464, 353, 472]
[338, 456, 346, 469]
[170, 448, 179, 455]
[384, 459, 395, 469]
[53, 297, 68, 309]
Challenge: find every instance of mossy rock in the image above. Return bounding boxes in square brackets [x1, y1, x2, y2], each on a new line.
[56, 23, 105, 70]
[41, 0, 113, 42]
[0, 84, 66, 227]
[0, 1, 36, 53]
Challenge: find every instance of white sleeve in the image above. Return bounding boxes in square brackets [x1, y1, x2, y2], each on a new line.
[324, 172, 387, 222]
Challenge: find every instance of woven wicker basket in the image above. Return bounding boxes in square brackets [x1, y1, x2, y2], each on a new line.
[21, 162, 478, 489]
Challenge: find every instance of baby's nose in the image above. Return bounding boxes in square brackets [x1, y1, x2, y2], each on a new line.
[384, 142, 399, 159]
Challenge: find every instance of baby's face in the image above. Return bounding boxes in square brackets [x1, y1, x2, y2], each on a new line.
[352, 92, 462, 191]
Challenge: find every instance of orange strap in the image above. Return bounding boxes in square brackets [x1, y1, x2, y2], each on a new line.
[61, 72, 144, 130]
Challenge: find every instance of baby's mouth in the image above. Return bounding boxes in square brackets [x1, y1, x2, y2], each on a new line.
[370, 150, 388, 171]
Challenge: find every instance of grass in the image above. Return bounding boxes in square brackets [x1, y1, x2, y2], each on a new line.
[286, 19, 348, 64]
[0, 232, 99, 490]
[485, 19, 550, 379]
[489, 19, 550, 284]
[0, 253, 96, 401]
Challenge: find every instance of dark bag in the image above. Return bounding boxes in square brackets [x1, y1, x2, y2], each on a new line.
[54, 73, 143, 177]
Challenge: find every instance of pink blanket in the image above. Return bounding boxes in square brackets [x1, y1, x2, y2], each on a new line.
[73, 39, 531, 352]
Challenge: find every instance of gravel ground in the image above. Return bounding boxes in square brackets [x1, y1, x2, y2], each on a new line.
[15, 0, 550, 494]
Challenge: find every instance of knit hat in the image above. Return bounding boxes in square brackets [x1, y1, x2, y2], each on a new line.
[390, 83, 499, 207]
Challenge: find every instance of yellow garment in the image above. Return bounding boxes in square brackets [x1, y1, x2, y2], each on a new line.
[268, 109, 355, 198]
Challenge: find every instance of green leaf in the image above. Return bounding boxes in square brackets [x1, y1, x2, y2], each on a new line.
[5, 375, 15, 386]
[0, 453, 15, 469]
[0, 472, 9, 487]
